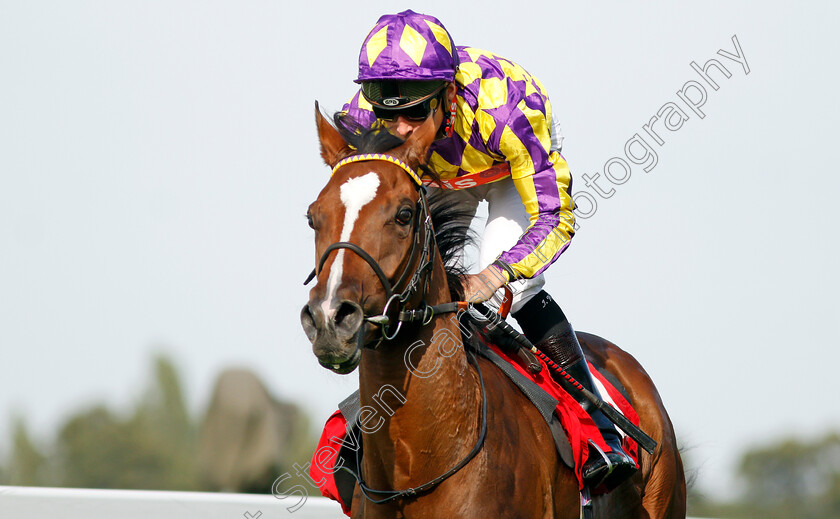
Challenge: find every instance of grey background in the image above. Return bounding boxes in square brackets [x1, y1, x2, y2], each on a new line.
[1, 1, 837, 499]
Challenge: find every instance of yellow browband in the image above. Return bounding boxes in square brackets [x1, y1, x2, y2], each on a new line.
[332, 154, 423, 187]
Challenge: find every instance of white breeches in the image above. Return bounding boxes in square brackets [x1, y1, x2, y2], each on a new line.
[431, 112, 564, 314]
[431, 177, 545, 315]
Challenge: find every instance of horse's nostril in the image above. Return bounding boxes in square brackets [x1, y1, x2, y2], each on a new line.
[333, 301, 363, 337]
[334, 301, 358, 326]
[300, 304, 318, 342]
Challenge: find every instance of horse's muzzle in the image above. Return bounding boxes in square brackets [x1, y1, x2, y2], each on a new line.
[300, 300, 365, 374]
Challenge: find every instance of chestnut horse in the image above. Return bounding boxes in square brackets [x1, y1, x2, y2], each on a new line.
[301, 108, 686, 518]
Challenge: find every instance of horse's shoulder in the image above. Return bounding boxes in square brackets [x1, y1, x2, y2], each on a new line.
[473, 352, 555, 428]
[472, 352, 564, 467]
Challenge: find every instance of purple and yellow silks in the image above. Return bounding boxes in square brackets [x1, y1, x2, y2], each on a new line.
[345, 47, 576, 281]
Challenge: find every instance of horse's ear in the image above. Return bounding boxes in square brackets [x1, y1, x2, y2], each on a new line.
[315, 102, 353, 168]
[396, 113, 438, 168]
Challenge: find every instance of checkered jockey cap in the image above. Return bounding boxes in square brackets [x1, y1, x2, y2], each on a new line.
[356, 10, 459, 83]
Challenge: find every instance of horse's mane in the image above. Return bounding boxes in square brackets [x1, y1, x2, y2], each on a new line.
[334, 112, 474, 302]
[427, 194, 474, 302]
[333, 112, 405, 155]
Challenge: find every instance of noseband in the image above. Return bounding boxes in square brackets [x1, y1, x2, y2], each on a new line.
[304, 153, 441, 343]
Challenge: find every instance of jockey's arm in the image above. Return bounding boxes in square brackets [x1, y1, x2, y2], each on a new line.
[339, 88, 575, 292]
[491, 110, 576, 283]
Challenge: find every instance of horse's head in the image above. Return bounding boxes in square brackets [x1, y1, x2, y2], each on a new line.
[300, 107, 439, 374]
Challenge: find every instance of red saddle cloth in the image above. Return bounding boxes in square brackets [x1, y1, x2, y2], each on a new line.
[309, 344, 641, 515]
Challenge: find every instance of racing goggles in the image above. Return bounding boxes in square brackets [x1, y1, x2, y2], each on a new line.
[361, 80, 448, 122]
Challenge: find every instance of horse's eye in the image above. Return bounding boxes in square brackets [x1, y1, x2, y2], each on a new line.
[306, 212, 315, 229]
[396, 207, 413, 226]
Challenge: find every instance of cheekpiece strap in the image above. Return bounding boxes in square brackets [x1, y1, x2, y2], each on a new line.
[332, 154, 422, 187]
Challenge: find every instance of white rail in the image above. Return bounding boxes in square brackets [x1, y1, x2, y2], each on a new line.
[0, 486, 712, 518]
[0, 486, 342, 518]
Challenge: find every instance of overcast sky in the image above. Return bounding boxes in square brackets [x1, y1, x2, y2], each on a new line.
[1, 0, 838, 500]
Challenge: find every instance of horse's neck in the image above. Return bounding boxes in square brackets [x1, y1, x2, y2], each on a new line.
[358, 260, 479, 487]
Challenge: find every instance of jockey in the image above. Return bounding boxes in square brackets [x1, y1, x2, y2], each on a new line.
[340, 9, 635, 490]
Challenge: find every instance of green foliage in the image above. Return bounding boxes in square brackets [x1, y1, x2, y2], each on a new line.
[53, 355, 200, 490]
[3, 354, 317, 492]
[737, 433, 840, 519]
[7, 416, 46, 486]
[55, 405, 181, 489]
[275, 400, 318, 479]
[688, 433, 840, 519]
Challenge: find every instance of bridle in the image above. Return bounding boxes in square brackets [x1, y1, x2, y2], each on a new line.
[304, 152, 658, 504]
[304, 152, 488, 504]
[304, 153, 466, 344]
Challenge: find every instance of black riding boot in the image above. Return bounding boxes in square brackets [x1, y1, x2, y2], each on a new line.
[513, 290, 637, 490]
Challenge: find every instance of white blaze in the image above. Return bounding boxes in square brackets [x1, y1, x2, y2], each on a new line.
[322, 172, 380, 316]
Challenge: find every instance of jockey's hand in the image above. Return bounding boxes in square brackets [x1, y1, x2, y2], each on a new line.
[462, 265, 507, 304]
